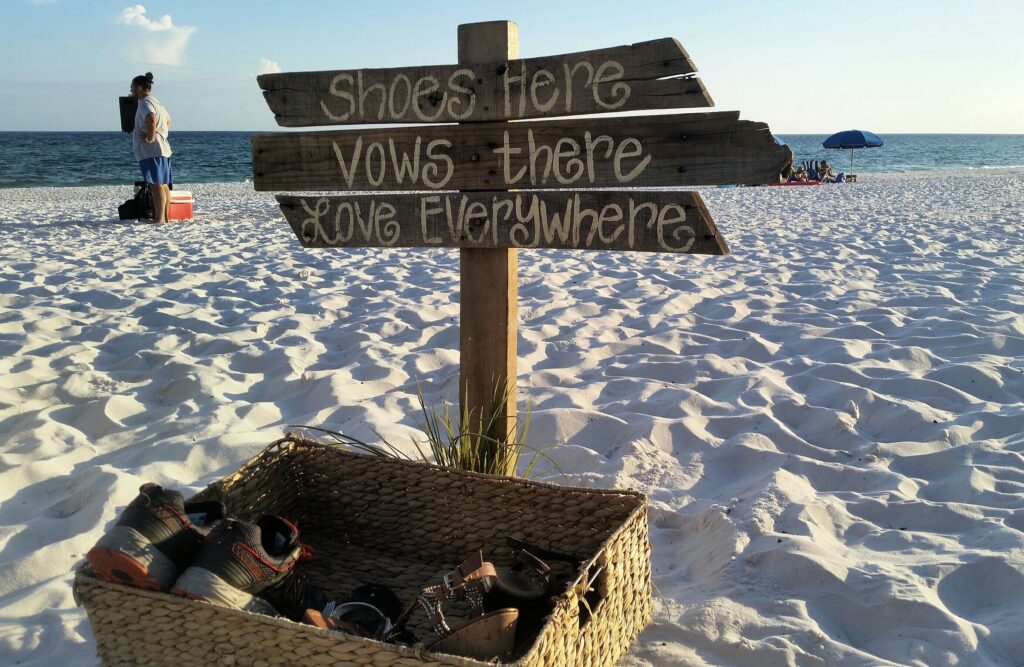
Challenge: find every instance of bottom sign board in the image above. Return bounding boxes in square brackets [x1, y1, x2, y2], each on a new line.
[276, 190, 729, 254]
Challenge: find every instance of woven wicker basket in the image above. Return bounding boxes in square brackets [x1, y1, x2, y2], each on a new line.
[75, 435, 652, 666]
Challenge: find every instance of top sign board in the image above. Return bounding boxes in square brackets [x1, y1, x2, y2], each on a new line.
[258, 38, 712, 127]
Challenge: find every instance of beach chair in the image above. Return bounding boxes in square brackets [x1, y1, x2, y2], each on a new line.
[802, 160, 820, 181]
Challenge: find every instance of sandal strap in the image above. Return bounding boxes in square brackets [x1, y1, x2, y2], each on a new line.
[513, 548, 552, 578]
[444, 551, 498, 590]
[392, 551, 499, 640]
[506, 536, 581, 565]
[505, 536, 585, 594]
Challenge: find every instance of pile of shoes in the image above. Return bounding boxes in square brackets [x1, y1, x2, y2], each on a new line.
[384, 541, 589, 660]
[85, 483, 333, 622]
[87, 484, 589, 661]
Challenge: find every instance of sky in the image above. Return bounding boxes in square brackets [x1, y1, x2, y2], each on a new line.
[1, 0, 1022, 133]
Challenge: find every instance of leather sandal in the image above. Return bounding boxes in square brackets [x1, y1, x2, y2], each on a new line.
[490, 547, 552, 604]
[390, 552, 518, 661]
[485, 537, 584, 647]
[431, 608, 519, 660]
[510, 538, 604, 625]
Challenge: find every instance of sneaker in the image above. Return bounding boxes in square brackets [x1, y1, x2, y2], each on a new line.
[170, 515, 308, 617]
[261, 562, 328, 622]
[86, 483, 226, 591]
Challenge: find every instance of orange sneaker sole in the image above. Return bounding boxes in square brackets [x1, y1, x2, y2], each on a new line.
[86, 545, 165, 591]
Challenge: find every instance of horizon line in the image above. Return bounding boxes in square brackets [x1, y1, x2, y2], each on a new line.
[2, 130, 1024, 136]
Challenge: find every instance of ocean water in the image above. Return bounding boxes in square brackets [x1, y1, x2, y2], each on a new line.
[0, 131, 1022, 188]
[0, 132, 254, 188]
[776, 134, 1024, 175]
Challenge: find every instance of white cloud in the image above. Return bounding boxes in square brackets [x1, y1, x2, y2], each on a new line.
[258, 58, 282, 75]
[117, 5, 196, 67]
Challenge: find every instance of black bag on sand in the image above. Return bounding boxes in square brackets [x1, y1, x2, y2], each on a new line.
[118, 182, 153, 220]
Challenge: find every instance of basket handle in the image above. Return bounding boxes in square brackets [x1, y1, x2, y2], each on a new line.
[566, 550, 607, 629]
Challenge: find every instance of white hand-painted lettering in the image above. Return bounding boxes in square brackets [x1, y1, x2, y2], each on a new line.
[447, 69, 477, 120]
[579, 196, 625, 246]
[389, 137, 420, 185]
[412, 76, 446, 122]
[562, 61, 594, 113]
[543, 197, 576, 247]
[365, 142, 386, 186]
[504, 59, 628, 118]
[332, 200, 399, 246]
[593, 60, 628, 110]
[299, 197, 331, 244]
[530, 68, 558, 113]
[332, 137, 452, 189]
[492, 130, 651, 186]
[508, 195, 541, 248]
[584, 133, 614, 182]
[377, 201, 400, 245]
[320, 70, 477, 123]
[387, 74, 412, 119]
[553, 138, 584, 183]
[321, 74, 355, 121]
[289, 194, 698, 252]
[614, 138, 651, 182]
[332, 139, 362, 188]
[358, 71, 387, 121]
[444, 195, 469, 240]
[463, 201, 491, 244]
[420, 196, 444, 244]
[422, 139, 454, 189]
[319, 57, 631, 122]
[503, 61, 528, 118]
[492, 132, 528, 185]
[653, 204, 694, 252]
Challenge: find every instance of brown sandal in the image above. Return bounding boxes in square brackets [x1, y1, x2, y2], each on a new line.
[431, 608, 519, 659]
[486, 537, 585, 646]
[391, 551, 519, 661]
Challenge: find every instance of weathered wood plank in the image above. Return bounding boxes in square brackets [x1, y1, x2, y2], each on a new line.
[251, 111, 793, 192]
[458, 21, 518, 471]
[258, 38, 711, 126]
[275, 191, 729, 255]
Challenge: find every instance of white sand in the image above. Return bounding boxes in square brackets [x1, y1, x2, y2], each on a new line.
[1, 169, 1022, 666]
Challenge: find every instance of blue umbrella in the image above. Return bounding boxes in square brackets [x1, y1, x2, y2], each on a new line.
[822, 130, 883, 169]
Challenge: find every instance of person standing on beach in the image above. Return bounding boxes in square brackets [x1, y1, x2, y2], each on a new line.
[129, 72, 173, 223]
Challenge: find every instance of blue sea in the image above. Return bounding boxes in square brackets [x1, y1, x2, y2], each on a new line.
[0, 131, 1022, 188]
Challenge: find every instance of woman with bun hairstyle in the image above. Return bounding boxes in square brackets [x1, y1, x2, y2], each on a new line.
[129, 72, 173, 223]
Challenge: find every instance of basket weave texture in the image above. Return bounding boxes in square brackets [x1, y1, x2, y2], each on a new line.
[75, 435, 652, 666]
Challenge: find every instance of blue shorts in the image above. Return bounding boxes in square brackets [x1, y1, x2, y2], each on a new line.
[139, 156, 173, 185]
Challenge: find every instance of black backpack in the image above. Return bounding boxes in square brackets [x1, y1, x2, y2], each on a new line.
[117, 182, 153, 220]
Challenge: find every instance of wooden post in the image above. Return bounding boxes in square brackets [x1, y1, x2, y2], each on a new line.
[458, 21, 519, 474]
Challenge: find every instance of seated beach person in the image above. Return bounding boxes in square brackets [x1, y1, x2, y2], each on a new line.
[819, 160, 836, 183]
[791, 166, 808, 181]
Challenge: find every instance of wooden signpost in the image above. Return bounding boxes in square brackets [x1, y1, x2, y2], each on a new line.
[252, 21, 792, 474]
